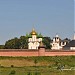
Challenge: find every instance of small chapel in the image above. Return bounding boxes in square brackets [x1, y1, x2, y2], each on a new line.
[28, 28, 42, 49]
[51, 34, 69, 50]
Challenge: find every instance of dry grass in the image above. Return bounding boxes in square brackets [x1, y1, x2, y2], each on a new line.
[0, 59, 34, 67]
[0, 59, 51, 67]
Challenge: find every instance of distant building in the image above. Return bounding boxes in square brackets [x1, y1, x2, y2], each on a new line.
[63, 34, 75, 50]
[51, 34, 69, 50]
[28, 28, 42, 49]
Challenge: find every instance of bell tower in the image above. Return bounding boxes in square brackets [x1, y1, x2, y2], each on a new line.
[38, 41, 45, 56]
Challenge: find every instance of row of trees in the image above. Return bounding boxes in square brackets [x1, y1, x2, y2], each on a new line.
[0, 33, 52, 49]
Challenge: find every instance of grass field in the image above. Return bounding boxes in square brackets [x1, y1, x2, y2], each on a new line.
[0, 56, 75, 75]
[0, 67, 75, 75]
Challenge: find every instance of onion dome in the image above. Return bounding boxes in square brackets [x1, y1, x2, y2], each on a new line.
[30, 28, 37, 35]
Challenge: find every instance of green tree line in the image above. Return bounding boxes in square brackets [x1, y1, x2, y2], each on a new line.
[0, 34, 52, 49]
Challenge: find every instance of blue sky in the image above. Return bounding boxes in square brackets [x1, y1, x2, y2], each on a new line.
[0, 0, 74, 45]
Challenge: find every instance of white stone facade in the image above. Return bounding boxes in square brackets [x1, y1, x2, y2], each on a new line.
[70, 47, 75, 50]
[28, 29, 42, 49]
[51, 35, 62, 50]
[51, 35, 67, 50]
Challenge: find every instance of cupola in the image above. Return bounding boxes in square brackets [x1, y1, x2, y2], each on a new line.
[30, 28, 37, 35]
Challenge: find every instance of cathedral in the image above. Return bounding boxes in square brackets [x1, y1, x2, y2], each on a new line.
[28, 28, 42, 49]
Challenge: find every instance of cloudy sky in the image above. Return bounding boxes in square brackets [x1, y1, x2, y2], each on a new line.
[0, 0, 74, 44]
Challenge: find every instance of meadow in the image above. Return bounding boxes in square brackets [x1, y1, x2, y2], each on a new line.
[0, 56, 75, 75]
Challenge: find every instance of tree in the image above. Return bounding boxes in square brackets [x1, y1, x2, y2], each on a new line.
[19, 36, 28, 49]
[0, 45, 4, 49]
[4, 37, 20, 49]
[4, 36, 29, 49]
[42, 37, 52, 49]
[37, 33, 43, 38]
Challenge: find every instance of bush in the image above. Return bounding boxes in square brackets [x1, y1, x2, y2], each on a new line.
[0, 66, 4, 68]
[9, 70, 16, 75]
[34, 72, 41, 75]
[11, 65, 14, 68]
[27, 72, 32, 75]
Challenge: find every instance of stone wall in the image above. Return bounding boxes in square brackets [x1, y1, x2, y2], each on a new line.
[45, 50, 75, 56]
[0, 49, 75, 56]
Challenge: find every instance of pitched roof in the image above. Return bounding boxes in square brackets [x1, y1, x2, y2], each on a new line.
[64, 40, 75, 47]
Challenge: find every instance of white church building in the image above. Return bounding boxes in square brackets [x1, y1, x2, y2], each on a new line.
[28, 28, 74, 50]
[28, 28, 42, 49]
[51, 34, 69, 50]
